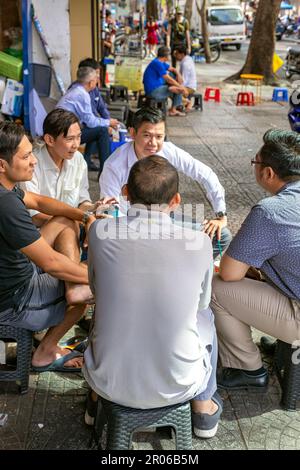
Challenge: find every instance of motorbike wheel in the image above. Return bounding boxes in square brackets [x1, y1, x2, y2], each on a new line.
[210, 46, 221, 63]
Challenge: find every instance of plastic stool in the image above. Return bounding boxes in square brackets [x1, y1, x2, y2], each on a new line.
[191, 92, 203, 111]
[110, 85, 129, 102]
[240, 74, 264, 104]
[92, 398, 192, 450]
[145, 96, 167, 115]
[274, 340, 300, 411]
[236, 91, 255, 106]
[0, 325, 32, 394]
[204, 87, 221, 103]
[272, 87, 288, 102]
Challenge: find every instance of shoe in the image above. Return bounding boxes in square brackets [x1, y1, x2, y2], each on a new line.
[217, 367, 268, 390]
[84, 390, 99, 426]
[168, 110, 186, 117]
[88, 163, 100, 172]
[192, 391, 223, 439]
[31, 350, 83, 373]
[260, 336, 277, 356]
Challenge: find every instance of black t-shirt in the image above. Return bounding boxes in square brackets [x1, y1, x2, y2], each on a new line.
[0, 185, 41, 311]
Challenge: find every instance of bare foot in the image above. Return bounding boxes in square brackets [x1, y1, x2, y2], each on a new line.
[66, 284, 94, 305]
[32, 345, 83, 368]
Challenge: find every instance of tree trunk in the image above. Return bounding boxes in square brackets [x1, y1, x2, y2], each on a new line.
[226, 0, 281, 84]
[184, 0, 193, 24]
[196, 0, 211, 63]
[146, 0, 158, 20]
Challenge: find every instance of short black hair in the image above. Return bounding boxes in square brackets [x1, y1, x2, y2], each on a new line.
[43, 109, 80, 139]
[174, 45, 187, 55]
[260, 129, 300, 181]
[127, 155, 179, 206]
[133, 107, 165, 132]
[157, 46, 170, 58]
[0, 121, 25, 164]
[78, 57, 100, 70]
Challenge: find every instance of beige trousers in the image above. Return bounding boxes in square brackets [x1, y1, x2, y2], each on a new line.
[211, 274, 300, 370]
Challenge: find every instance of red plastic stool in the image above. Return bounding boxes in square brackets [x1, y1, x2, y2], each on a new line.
[204, 87, 221, 103]
[236, 92, 255, 106]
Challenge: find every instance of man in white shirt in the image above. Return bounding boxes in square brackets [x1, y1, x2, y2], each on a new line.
[84, 156, 223, 439]
[22, 109, 100, 228]
[174, 45, 197, 112]
[100, 107, 231, 258]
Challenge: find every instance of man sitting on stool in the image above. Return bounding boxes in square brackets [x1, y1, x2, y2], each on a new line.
[143, 46, 188, 117]
[174, 45, 197, 112]
[84, 156, 223, 439]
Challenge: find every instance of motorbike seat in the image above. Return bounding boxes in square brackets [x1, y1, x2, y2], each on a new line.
[288, 46, 300, 55]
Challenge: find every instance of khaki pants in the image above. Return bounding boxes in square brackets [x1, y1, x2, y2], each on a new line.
[211, 274, 300, 370]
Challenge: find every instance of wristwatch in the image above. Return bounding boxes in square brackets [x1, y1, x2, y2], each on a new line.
[82, 210, 93, 225]
[215, 211, 227, 218]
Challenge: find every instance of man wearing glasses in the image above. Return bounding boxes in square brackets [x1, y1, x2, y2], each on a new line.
[211, 129, 300, 390]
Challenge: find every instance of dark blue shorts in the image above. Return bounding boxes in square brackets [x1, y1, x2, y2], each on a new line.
[0, 264, 65, 331]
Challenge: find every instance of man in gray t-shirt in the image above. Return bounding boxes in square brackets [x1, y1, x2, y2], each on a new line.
[84, 156, 223, 439]
[212, 129, 300, 391]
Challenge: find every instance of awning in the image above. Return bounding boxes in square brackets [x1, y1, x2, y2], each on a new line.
[280, 2, 293, 9]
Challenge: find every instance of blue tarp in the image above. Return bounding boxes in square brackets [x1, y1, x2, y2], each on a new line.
[280, 2, 293, 9]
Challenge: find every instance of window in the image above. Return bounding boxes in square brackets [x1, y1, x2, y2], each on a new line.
[209, 9, 244, 26]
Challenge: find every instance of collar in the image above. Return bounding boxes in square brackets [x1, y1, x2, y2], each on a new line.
[127, 206, 172, 224]
[37, 143, 69, 172]
[276, 179, 300, 195]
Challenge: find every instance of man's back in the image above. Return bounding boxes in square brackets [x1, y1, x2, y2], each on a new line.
[143, 58, 169, 95]
[84, 211, 213, 409]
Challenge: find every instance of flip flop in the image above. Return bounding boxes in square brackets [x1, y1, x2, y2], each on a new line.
[31, 350, 83, 373]
[59, 335, 86, 350]
[64, 338, 89, 354]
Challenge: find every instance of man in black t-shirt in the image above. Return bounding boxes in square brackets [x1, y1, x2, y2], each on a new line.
[0, 121, 99, 372]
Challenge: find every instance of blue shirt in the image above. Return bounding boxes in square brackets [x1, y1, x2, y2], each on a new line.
[227, 181, 300, 300]
[56, 83, 109, 128]
[89, 87, 110, 120]
[143, 58, 170, 95]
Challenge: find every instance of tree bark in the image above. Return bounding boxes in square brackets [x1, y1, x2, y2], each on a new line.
[184, 0, 193, 24]
[196, 0, 211, 63]
[226, 0, 281, 84]
[146, 0, 158, 20]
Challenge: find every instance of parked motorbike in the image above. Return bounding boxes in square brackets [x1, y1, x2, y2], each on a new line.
[191, 34, 221, 63]
[285, 46, 300, 79]
[288, 90, 300, 132]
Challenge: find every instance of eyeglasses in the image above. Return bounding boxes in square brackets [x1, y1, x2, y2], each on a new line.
[251, 159, 266, 166]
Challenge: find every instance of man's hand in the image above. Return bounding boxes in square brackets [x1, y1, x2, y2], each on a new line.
[203, 216, 227, 240]
[109, 118, 119, 129]
[93, 197, 119, 214]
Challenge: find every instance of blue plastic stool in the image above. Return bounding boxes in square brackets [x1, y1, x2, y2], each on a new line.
[272, 88, 288, 102]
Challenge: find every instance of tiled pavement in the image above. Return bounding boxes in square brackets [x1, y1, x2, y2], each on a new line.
[1, 91, 300, 451]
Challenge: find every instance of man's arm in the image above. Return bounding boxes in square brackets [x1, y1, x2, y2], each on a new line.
[21, 237, 89, 284]
[167, 66, 184, 84]
[219, 253, 249, 282]
[163, 73, 182, 88]
[23, 191, 93, 225]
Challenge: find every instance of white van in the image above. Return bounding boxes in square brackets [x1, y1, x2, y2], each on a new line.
[190, 3, 246, 50]
[207, 5, 246, 49]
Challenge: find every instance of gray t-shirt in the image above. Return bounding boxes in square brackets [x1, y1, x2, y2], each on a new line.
[83, 209, 214, 409]
[227, 181, 300, 300]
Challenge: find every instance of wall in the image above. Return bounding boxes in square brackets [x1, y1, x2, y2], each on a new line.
[31, 0, 71, 100]
[69, 0, 93, 82]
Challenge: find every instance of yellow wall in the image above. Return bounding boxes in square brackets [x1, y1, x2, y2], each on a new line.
[69, 0, 93, 81]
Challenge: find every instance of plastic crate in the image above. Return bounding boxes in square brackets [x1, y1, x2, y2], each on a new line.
[0, 52, 22, 81]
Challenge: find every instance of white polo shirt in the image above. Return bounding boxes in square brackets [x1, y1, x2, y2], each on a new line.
[83, 208, 215, 409]
[99, 141, 226, 214]
[180, 55, 197, 90]
[22, 143, 91, 216]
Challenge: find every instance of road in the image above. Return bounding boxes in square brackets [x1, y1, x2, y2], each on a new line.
[197, 38, 295, 84]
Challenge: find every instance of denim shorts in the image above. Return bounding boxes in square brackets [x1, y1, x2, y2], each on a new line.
[0, 264, 65, 331]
